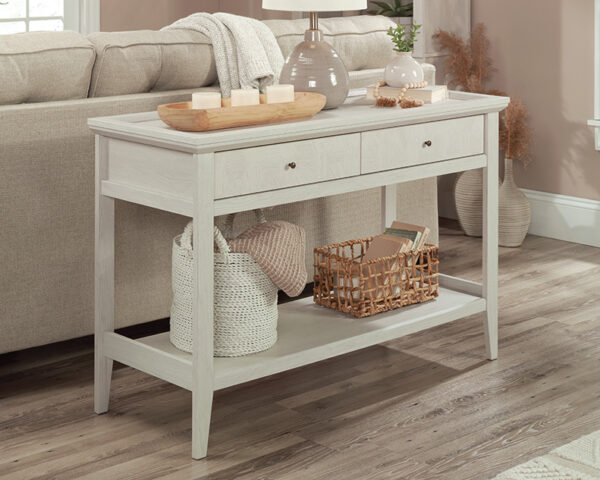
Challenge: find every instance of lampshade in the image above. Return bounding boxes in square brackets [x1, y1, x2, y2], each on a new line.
[262, 0, 367, 12]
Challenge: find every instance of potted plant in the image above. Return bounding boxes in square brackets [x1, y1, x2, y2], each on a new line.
[384, 23, 423, 87]
[368, 1, 413, 25]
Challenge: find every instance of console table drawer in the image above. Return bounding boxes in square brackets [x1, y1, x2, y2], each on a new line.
[215, 134, 361, 198]
[361, 116, 484, 174]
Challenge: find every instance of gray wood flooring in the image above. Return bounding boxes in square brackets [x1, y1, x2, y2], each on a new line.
[1, 220, 599, 479]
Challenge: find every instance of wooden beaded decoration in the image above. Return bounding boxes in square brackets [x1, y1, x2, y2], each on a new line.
[373, 80, 427, 108]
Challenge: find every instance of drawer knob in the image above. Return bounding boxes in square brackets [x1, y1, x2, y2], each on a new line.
[288, 162, 297, 169]
[423, 140, 432, 147]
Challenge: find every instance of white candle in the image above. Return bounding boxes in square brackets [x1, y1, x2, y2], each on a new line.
[230, 88, 260, 107]
[192, 92, 222, 109]
[266, 84, 295, 104]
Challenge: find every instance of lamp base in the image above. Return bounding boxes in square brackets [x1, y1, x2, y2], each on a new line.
[280, 29, 349, 110]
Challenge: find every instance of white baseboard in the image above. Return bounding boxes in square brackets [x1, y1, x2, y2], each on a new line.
[439, 188, 600, 247]
[523, 189, 600, 248]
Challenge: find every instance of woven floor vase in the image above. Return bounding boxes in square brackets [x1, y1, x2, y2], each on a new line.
[499, 158, 531, 247]
[170, 214, 278, 357]
[455, 169, 503, 237]
[454, 169, 484, 237]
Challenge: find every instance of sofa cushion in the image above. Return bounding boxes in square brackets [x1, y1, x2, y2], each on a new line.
[88, 30, 217, 97]
[264, 15, 396, 72]
[0, 31, 96, 105]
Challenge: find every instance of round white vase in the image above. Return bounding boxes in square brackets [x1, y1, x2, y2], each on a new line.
[384, 52, 424, 87]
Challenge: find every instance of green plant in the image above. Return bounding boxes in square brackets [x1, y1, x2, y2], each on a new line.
[387, 24, 421, 53]
[368, 0, 413, 17]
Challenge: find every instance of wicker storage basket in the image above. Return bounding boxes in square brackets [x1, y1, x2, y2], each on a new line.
[313, 238, 439, 318]
[170, 211, 278, 357]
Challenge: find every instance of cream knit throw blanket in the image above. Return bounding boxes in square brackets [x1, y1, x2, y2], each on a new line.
[163, 12, 284, 97]
[229, 221, 307, 298]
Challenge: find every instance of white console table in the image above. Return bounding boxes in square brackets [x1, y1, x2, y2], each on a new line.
[89, 91, 509, 459]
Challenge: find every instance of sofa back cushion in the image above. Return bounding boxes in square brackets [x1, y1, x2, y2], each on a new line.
[264, 15, 396, 72]
[0, 31, 95, 105]
[88, 30, 217, 97]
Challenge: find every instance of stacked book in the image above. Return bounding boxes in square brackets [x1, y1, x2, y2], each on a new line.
[366, 85, 448, 104]
[362, 221, 431, 262]
[338, 221, 431, 300]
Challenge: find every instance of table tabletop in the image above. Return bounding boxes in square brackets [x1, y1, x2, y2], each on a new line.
[88, 91, 510, 153]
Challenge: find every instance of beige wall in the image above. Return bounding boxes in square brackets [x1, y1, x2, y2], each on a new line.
[472, 0, 600, 201]
[100, 0, 291, 31]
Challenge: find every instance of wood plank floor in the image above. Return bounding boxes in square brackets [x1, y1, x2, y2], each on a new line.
[1, 220, 599, 480]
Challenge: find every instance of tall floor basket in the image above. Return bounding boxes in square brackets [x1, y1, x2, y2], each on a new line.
[170, 210, 279, 357]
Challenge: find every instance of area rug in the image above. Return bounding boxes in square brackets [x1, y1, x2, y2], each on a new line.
[494, 430, 600, 479]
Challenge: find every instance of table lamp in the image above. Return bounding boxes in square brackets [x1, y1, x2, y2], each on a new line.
[263, 0, 367, 109]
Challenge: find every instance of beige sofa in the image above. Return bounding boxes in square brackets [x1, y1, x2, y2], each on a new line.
[0, 16, 438, 354]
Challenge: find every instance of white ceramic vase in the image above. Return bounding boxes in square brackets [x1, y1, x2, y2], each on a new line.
[499, 158, 531, 247]
[384, 52, 424, 87]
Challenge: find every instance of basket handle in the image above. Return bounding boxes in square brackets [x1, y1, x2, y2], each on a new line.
[180, 222, 232, 263]
[223, 208, 267, 239]
[181, 208, 266, 260]
[180, 221, 194, 251]
[213, 225, 231, 263]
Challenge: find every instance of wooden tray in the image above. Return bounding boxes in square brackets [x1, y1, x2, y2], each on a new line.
[157, 92, 326, 132]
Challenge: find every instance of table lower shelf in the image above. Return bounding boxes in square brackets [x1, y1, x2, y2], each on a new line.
[103, 284, 486, 392]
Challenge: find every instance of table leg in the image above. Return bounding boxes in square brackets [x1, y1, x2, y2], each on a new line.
[192, 153, 215, 459]
[483, 112, 499, 360]
[381, 184, 397, 231]
[95, 136, 114, 413]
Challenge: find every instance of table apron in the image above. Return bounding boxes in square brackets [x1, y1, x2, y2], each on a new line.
[101, 152, 487, 217]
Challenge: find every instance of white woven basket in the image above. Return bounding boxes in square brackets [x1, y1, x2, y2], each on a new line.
[170, 210, 278, 357]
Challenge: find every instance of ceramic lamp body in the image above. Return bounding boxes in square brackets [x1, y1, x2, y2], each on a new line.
[384, 52, 424, 88]
[280, 29, 349, 110]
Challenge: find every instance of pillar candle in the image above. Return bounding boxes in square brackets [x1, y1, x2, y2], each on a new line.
[230, 88, 260, 107]
[266, 84, 295, 104]
[192, 92, 222, 109]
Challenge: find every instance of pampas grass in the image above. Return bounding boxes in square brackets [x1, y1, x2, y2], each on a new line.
[433, 23, 494, 93]
[468, 23, 495, 93]
[434, 24, 532, 165]
[501, 98, 532, 165]
[432, 29, 472, 90]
